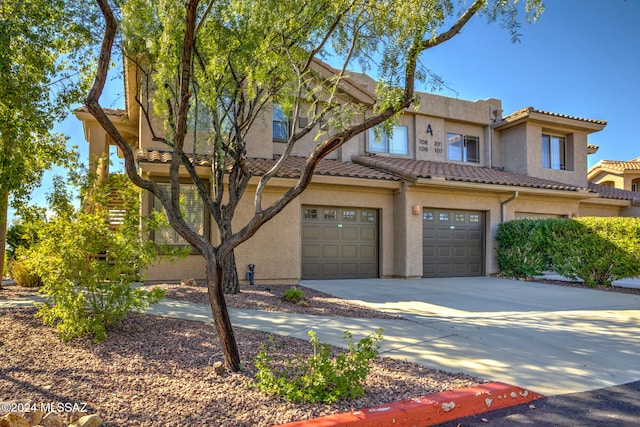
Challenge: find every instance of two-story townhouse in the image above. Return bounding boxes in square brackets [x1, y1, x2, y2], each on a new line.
[76, 63, 637, 284]
[588, 158, 640, 191]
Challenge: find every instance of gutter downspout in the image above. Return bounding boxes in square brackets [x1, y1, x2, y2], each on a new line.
[500, 191, 519, 223]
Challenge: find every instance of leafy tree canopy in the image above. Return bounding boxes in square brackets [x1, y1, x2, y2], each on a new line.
[87, 0, 544, 371]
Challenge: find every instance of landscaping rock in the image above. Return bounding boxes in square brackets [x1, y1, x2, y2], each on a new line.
[68, 414, 102, 427]
[67, 412, 87, 424]
[213, 361, 226, 376]
[39, 412, 65, 427]
[0, 413, 30, 427]
[180, 278, 197, 287]
[22, 410, 44, 425]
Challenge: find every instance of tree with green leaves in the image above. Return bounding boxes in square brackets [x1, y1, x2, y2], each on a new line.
[0, 1, 98, 287]
[86, 0, 544, 371]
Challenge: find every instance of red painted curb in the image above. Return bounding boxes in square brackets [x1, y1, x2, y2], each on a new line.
[274, 382, 544, 427]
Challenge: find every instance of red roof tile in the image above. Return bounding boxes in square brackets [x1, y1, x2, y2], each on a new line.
[588, 183, 640, 201]
[592, 159, 640, 171]
[75, 105, 127, 117]
[503, 107, 607, 125]
[136, 150, 640, 202]
[136, 150, 400, 181]
[352, 155, 589, 192]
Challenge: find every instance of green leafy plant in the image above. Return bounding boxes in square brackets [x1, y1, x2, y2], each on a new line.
[282, 286, 304, 304]
[495, 219, 550, 279]
[24, 174, 171, 342]
[497, 217, 640, 286]
[254, 329, 383, 403]
[8, 258, 41, 287]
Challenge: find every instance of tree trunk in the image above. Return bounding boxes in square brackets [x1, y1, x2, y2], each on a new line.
[206, 258, 241, 372]
[223, 250, 240, 294]
[0, 190, 8, 289]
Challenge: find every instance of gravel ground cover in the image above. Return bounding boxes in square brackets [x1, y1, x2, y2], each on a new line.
[2, 277, 635, 426]
[0, 307, 481, 426]
[151, 281, 404, 319]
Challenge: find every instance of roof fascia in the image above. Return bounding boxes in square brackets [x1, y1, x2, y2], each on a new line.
[495, 111, 606, 134]
[414, 177, 594, 199]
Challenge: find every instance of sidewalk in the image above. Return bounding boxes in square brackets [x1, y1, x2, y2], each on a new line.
[4, 277, 639, 426]
[3, 276, 640, 396]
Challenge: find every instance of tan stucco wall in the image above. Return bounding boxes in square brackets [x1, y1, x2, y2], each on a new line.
[402, 185, 501, 276]
[141, 176, 399, 283]
[578, 202, 622, 217]
[299, 180, 397, 278]
[621, 204, 640, 217]
[498, 123, 589, 188]
[497, 125, 527, 174]
[589, 171, 624, 188]
[413, 93, 501, 125]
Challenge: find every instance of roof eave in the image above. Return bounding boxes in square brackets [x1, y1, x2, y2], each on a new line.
[414, 177, 594, 198]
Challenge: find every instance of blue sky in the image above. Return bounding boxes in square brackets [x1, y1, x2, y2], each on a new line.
[421, 0, 639, 166]
[23, 0, 640, 217]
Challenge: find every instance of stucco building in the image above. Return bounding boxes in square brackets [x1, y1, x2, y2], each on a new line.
[76, 67, 640, 284]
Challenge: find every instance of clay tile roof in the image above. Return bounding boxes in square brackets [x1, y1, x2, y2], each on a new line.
[137, 149, 212, 166]
[75, 105, 127, 117]
[246, 156, 400, 180]
[504, 106, 607, 125]
[135, 149, 400, 181]
[352, 155, 588, 192]
[588, 183, 640, 201]
[593, 159, 640, 171]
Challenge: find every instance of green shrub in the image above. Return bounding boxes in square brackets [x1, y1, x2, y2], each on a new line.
[8, 258, 41, 287]
[495, 219, 550, 279]
[548, 217, 640, 287]
[254, 329, 383, 403]
[497, 217, 640, 287]
[27, 175, 169, 342]
[282, 286, 304, 304]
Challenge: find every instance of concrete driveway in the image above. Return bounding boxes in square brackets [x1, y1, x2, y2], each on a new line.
[300, 277, 640, 396]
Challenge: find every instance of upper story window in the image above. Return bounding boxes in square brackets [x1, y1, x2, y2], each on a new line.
[188, 100, 213, 132]
[151, 182, 207, 248]
[632, 179, 639, 192]
[446, 133, 479, 163]
[273, 104, 290, 141]
[542, 134, 566, 170]
[368, 125, 408, 155]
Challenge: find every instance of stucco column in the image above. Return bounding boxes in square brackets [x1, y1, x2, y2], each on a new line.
[87, 123, 109, 180]
[393, 185, 423, 278]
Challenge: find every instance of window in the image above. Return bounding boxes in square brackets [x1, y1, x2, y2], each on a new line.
[152, 182, 207, 246]
[632, 179, 639, 192]
[323, 209, 337, 220]
[304, 208, 318, 219]
[187, 101, 212, 132]
[369, 125, 408, 155]
[342, 210, 356, 220]
[542, 134, 566, 170]
[273, 104, 290, 141]
[188, 97, 235, 134]
[446, 133, 479, 163]
[361, 211, 376, 222]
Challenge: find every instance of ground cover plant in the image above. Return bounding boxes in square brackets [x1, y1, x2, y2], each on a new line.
[0, 305, 482, 426]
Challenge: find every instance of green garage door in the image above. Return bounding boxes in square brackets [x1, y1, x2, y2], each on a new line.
[301, 206, 378, 280]
[422, 208, 484, 277]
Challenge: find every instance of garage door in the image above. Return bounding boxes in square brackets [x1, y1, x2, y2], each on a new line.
[422, 208, 484, 277]
[301, 206, 378, 280]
